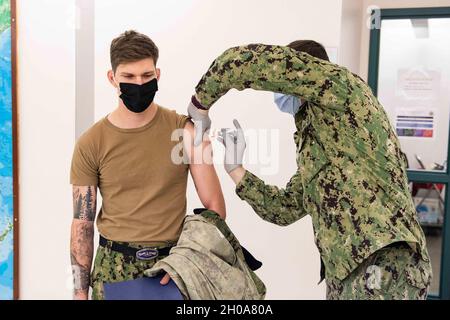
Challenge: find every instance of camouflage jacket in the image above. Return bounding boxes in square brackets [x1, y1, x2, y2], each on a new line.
[145, 210, 266, 299]
[195, 44, 430, 281]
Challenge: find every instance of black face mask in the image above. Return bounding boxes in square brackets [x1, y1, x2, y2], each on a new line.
[119, 78, 158, 113]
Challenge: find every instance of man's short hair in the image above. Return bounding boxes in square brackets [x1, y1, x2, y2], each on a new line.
[110, 30, 159, 73]
[287, 40, 330, 61]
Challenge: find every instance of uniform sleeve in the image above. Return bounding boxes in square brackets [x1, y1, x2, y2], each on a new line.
[70, 138, 99, 186]
[235, 169, 307, 226]
[195, 44, 352, 112]
[177, 113, 190, 129]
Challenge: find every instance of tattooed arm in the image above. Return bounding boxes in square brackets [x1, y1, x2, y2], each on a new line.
[71, 185, 97, 300]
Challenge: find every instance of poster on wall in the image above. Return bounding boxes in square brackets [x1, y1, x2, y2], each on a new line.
[394, 68, 440, 139]
[397, 68, 440, 100]
[0, 0, 16, 300]
[395, 108, 435, 139]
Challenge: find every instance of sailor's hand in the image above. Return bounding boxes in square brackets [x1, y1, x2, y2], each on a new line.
[217, 119, 246, 174]
[188, 95, 211, 146]
[160, 272, 171, 285]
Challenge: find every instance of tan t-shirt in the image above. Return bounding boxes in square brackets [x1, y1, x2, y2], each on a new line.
[70, 105, 190, 243]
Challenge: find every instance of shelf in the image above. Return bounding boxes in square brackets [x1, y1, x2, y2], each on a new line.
[420, 222, 444, 228]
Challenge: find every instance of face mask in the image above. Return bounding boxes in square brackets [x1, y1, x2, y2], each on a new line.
[274, 93, 301, 116]
[118, 78, 158, 113]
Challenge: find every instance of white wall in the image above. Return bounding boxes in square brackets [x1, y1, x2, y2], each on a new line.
[18, 0, 345, 299]
[339, 0, 364, 74]
[17, 0, 76, 299]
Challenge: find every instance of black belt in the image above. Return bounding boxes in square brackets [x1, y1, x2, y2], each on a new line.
[99, 235, 173, 261]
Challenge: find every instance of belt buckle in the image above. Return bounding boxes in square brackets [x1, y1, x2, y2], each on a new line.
[136, 248, 159, 261]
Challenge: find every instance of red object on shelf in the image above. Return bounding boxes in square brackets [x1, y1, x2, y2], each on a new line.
[412, 182, 444, 196]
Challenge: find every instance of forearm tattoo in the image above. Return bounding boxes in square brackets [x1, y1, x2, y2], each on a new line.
[70, 221, 94, 294]
[71, 186, 97, 295]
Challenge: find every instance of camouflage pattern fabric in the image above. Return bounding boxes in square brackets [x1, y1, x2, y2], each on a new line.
[144, 210, 266, 300]
[194, 44, 431, 291]
[90, 239, 175, 300]
[326, 242, 431, 300]
[200, 210, 266, 296]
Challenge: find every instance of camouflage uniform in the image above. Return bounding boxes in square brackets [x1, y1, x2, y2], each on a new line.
[199, 210, 266, 298]
[90, 239, 176, 300]
[91, 210, 265, 300]
[194, 44, 432, 299]
[145, 210, 266, 299]
[325, 242, 430, 300]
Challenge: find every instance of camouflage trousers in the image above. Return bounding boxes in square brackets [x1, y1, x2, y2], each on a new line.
[90, 239, 176, 300]
[325, 242, 432, 300]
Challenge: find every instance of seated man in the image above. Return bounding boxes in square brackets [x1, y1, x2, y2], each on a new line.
[69, 30, 226, 300]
